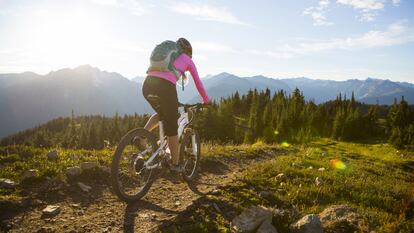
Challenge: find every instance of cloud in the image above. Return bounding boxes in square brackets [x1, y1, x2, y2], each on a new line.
[305, 0, 401, 23]
[192, 41, 236, 53]
[303, 0, 333, 26]
[392, 0, 401, 6]
[249, 21, 414, 59]
[90, 0, 146, 15]
[170, 2, 248, 25]
[246, 49, 295, 59]
[336, 0, 385, 22]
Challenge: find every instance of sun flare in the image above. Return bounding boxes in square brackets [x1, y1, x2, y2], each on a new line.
[23, 7, 106, 69]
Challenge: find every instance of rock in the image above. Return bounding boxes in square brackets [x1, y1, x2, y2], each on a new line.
[174, 201, 181, 206]
[77, 182, 92, 192]
[70, 203, 81, 208]
[319, 204, 360, 233]
[66, 166, 82, 176]
[232, 206, 272, 233]
[69, 154, 79, 160]
[318, 168, 326, 172]
[81, 162, 98, 171]
[258, 191, 272, 198]
[42, 205, 61, 216]
[290, 214, 323, 233]
[315, 177, 323, 186]
[275, 173, 286, 181]
[47, 150, 58, 160]
[0, 178, 17, 189]
[321, 152, 328, 156]
[272, 207, 300, 220]
[307, 166, 313, 170]
[100, 166, 111, 173]
[22, 169, 39, 180]
[211, 189, 220, 195]
[256, 219, 278, 233]
[37, 226, 55, 233]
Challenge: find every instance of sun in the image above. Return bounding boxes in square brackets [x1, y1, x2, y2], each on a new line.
[25, 6, 106, 69]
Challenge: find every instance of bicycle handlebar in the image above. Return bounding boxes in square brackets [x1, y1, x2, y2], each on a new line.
[178, 102, 205, 108]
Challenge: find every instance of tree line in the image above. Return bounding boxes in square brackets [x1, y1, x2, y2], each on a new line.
[1, 88, 413, 150]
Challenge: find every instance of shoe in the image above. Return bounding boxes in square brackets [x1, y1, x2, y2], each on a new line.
[169, 164, 183, 173]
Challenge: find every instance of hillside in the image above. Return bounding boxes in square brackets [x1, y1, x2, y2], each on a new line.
[173, 73, 414, 105]
[2, 66, 413, 138]
[0, 66, 152, 138]
[0, 141, 413, 232]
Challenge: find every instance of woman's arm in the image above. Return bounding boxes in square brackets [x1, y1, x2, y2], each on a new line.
[186, 58, 209, 104]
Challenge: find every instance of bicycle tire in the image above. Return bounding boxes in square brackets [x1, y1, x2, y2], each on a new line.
[179, 128, 201, 182]
[111, 128, 158, 202]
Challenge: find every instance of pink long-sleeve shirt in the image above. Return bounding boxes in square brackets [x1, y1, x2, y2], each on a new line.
[147, 54, 209, 104]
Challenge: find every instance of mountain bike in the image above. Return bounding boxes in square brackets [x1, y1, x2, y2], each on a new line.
[111, 102, 204, 203]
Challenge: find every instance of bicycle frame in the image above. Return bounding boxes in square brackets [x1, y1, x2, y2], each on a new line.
[142, 106, 194, 170]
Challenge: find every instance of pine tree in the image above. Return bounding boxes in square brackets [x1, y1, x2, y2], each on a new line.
[244, 89, 259, 143]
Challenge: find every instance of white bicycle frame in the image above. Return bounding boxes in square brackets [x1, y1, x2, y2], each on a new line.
[142, 106, 197, 170]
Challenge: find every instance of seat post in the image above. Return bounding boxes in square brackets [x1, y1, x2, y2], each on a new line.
[159, 121, 165, 144]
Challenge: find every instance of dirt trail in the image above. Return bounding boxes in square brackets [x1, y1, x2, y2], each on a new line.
[8, 148, 283, 233]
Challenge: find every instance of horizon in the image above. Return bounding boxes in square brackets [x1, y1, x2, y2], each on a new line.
[1, 64, 413, 84]
[0, 0, 414, 82]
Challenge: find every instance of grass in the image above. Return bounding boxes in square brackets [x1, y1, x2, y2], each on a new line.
[163, 139, 414, 233]
[0, 145, 114, 200]
[1, 140, 413, 232]
[235, 139, 414, 232]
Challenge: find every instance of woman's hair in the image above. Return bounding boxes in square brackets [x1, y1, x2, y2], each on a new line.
[177, 38, 192, 58]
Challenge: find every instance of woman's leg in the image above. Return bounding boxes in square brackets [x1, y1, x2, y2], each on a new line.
[144, 113, 159, 131]
[167, 135, 179, 165]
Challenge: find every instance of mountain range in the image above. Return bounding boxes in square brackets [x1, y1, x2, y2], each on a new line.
[1, 65, 412, 138]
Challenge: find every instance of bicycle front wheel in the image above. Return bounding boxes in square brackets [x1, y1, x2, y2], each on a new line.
[179, 128, 201, 182]
[111, 128, 157, 202]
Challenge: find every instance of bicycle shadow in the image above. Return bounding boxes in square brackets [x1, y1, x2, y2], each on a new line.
[123, 200, 179, 233]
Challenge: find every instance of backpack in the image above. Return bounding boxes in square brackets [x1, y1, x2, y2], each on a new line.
[147, 40, 182, 80]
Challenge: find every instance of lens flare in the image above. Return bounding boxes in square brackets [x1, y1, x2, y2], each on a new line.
[330, 159, 347, 170]
[274, 130, 279, 135]
[281, 142, 290, 147]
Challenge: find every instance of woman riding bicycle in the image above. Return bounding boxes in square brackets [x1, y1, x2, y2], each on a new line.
[142, 37, 209, 172]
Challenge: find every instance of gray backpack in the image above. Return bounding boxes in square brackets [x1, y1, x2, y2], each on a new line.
[147, 40, 182, 80]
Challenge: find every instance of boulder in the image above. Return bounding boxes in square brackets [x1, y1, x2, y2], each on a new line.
[256, 219, 278, 233]
[42, 205, 61, 216]
[22, 169, 38, 180]
[318, 205, 360, 233]
[232, 206, 272, 233]
[47, 150, 58, 160]
[77, 182, 92, 192]
[66, 166, 82, 176]
[290, 214, 323, 233]
[81, 162, 98, 171]
[0, 178, 17, 189]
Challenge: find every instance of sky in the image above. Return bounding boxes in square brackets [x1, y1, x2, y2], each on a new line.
[0, 0, 413, 82]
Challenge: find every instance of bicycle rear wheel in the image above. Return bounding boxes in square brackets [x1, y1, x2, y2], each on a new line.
[179, 128, 201, 182]
[111, 128, 158, 202]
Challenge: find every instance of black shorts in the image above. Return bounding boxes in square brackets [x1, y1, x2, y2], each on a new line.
[142, 76, 179, 136]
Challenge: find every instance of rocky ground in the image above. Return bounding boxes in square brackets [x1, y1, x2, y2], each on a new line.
[1, 142, 413, 233]
[1, 147, 283, 233]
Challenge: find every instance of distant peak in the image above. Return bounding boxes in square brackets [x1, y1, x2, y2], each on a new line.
[216, 72, 234, 77]
[74, 64, 99, 71]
